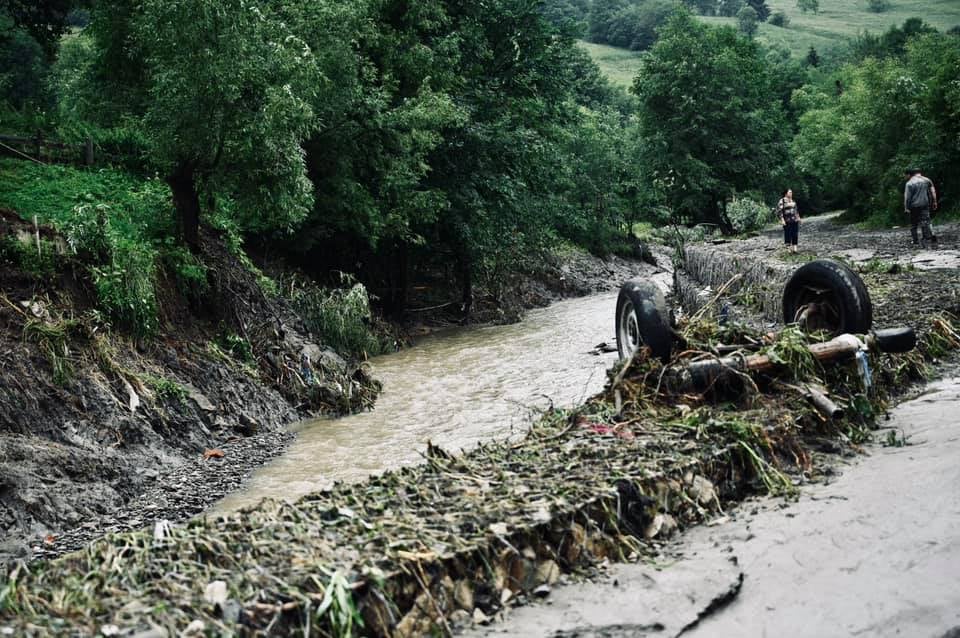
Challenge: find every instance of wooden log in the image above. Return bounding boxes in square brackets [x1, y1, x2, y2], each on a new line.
[669, 334, 863, 394]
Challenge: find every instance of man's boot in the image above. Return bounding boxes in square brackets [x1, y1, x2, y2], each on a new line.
[911, 227, 919, 245]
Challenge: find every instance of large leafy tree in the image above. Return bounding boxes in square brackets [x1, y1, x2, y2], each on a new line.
[632, 11, 787, 229]
[88, 0, 329, 250]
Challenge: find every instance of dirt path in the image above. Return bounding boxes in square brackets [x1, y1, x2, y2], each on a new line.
[468, 372, 960, 638]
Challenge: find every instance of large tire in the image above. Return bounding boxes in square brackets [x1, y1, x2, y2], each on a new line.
[782, 259, 872, 336]
[616, 279, 672, 363]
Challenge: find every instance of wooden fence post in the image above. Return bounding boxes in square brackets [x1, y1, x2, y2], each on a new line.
[34, 131, 42, 162]
[85, 137, 94, 166]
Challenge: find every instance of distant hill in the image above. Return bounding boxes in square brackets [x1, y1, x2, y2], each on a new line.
[581, 0, 960, 85]
[709, 0, 960, 58]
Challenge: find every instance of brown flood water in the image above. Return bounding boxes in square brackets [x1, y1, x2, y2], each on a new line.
[215, 286, 655, 512]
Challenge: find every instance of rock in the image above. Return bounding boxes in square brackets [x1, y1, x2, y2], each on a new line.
[449, 609, 472, 629]
[533, 584, 551, 598]
[101, 625, 120, 637]
[500, 588, 513, 605]
[316, 348, 348, 374]
[183, 620, 205, 636]
[645, 514, 664, 539]
[182, 384, 216, 413]
[535, 559, 560, 586]
[690, 475, 717, 507]
[235, 412, 258, 437]
[660, 513, 679, 538]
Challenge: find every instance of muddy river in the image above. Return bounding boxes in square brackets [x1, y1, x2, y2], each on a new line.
[216, 288, 648, 512]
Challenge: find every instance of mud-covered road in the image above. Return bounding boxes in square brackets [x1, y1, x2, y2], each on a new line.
[468, 374, 960, 638]
[467, 215, 960, 638]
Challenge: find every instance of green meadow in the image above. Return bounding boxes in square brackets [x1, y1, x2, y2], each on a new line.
[703, 0, 960, 59]
[577, 40, 645, 88]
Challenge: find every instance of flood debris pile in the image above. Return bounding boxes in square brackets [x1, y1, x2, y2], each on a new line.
[4, 305, 957, 637]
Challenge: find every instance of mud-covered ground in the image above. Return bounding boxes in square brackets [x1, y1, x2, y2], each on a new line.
[732, 214, 960, 327]
[464, 216, 960, 637]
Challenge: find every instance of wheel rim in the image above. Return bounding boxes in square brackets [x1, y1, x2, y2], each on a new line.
[618, 299, 642, 359]
[793, 287, 843, 334]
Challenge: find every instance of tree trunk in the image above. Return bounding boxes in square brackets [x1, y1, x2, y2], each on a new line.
[167, 161, 201, 252]
[457, 252, 473, 322]
[388, 242, 409, 316]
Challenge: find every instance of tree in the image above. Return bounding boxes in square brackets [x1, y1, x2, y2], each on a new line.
[793, 33, 960, 223]
[0, 0, 81, 59]
[737, 6, 759, 36]
[632, 11, 787, 229]
[745, 0, 771, 21]
[718, 0, 745, 17]
[797, 0, 819, 14]
[805, 45, 821, 66]
[129, 0, 323, 249]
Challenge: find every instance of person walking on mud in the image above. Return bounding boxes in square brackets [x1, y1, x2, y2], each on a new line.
[777, 189, 801, 252]
[904, 168, 938, 248]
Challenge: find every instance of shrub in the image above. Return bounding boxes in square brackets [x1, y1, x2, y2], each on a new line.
[769, 11, 790, 27]
[727, 196, 771, 234]
[867, 0, 891, 13]
[290, 275, 388, 359]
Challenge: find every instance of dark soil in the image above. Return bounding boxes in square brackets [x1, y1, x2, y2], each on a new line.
[0, 211, 377, 565]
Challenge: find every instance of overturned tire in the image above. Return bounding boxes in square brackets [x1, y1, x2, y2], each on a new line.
[616, 279, 672, 363]
[782, 259, 872, 336]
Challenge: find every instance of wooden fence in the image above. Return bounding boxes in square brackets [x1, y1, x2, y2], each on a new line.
[0, 133, 94, 166]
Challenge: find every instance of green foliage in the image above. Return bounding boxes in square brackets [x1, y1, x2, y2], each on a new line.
[0, 236, 61, 277]
[867, 0, 891, 13]
[738, 6, 760, 35]
[633, 12, 789, 228]
[143, 374, 188, 402]
[0, 159, 173, 335]
[0, 11, 49, 108]
[727, 196, 773, 233]
[797, 0, 819, 13]
[587, 0, 681, 51]
[90, 239, 157, 337]
[793, 31, 960, 225]
[289, 275, 388, 359]
[216, 332, 255, 366]
[769, 10, 790, 27]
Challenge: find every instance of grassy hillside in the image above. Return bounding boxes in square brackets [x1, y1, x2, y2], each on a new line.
[702, 0, 960, 58]
[577, 41, 644, 88]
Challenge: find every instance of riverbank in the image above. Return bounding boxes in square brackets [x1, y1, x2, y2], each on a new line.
[3, 215, 958, 635]
[0, 201, 656, 566]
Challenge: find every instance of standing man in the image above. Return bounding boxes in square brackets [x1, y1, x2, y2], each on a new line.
[904, 168, 938, 248]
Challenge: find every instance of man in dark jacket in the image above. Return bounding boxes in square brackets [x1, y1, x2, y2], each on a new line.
[904, 168, 938, 248]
